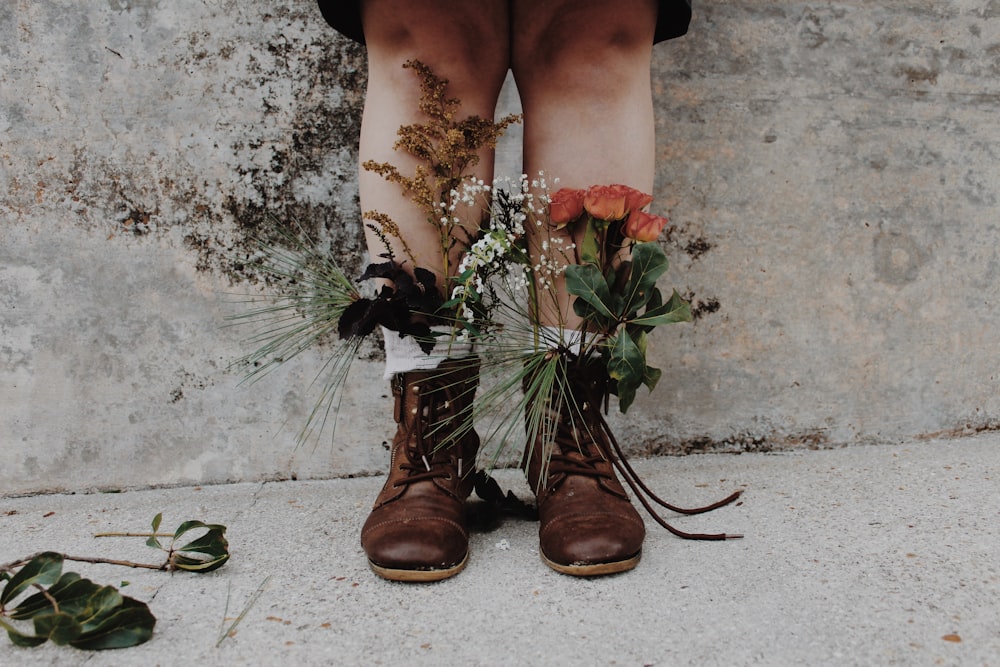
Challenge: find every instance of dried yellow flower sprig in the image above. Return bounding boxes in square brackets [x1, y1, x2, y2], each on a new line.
[361, 59, 520, 280]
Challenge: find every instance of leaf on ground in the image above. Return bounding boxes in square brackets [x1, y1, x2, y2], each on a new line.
[171, 521, 230, 573]
[1, 552, 63, 606]
[70, 597, 156, 650]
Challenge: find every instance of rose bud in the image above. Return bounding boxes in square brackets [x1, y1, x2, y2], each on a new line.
[624, 209, 669, 242]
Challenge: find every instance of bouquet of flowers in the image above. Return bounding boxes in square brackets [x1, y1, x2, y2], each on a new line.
[234, 58, 689, 443]
[233, 61, 739, 536]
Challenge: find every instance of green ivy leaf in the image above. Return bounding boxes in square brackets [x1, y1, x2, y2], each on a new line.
[1, 552, 63, 605]
[565, 263, 616, 323]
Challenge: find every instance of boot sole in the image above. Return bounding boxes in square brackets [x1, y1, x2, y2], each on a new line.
[541, 550, 641, 577]
[367, 553, 468, 583]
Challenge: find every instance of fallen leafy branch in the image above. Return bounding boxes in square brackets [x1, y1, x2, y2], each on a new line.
[0, 514, 229, 650]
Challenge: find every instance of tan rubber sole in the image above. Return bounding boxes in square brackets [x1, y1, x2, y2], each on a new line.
[367, 553, 469, 583]
[541, 550, 641, 577]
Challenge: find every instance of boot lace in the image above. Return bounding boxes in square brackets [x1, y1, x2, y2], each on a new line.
[540, 379, 743, 541]
[394, 373, 474, 488]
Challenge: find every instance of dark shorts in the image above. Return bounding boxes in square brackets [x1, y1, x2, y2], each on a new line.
[316, 1, 692, 45]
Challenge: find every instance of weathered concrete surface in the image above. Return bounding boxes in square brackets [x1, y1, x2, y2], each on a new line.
[3, 1, 1000, 494]
[625, 1, 1000, 454]
[1, 437, 998, 665]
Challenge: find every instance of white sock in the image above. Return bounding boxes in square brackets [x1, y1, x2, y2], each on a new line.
[382, 326, 474, 380]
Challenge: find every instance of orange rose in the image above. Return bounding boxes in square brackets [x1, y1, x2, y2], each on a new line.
[623, 187, 654, 213]
[548, 188, 586, 227]
[624, 209, 669, 242]
[583, 184, 629, 221]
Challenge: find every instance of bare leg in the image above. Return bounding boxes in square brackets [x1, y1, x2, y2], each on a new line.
[359, 0, 509, 288]
[355, 1, 509, 583]
[511, 0, 658, 326]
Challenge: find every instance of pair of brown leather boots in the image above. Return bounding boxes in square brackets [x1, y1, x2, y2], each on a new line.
[360, 356, 645, 582]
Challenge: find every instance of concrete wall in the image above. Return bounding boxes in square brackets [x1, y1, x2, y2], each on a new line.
[2, 1, 998, 495]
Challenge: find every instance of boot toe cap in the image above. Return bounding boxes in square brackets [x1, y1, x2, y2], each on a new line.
[540, 511, 645, 570]
[362, 516, 468, 573]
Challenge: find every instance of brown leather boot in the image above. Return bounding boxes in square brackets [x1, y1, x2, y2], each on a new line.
[361, 356, 480, 582]
[523, 359, 646, 576]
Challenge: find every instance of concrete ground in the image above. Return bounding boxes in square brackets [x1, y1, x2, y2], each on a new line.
[1, 434, 998, 666]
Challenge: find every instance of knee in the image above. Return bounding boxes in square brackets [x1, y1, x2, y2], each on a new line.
[363, 10, 508, 104]
[512, 12, 654, 98]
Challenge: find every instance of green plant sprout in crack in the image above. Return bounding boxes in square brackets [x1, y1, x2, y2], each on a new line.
[0, 514, 229, 651]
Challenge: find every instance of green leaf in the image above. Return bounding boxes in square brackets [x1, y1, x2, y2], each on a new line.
[1, 552, 63, 605]
[606, 330, 645, 382]
[11, 572, 87, 619]
[629, 286, 662, 334]
[579, 216, 600, 266]
[75, 586, 125, 633]
[606, 331, 645, 413]
[70, 597, 156, 650]
[34, 612, 83, 645]
[565, 263, 615, 322]
[630, 289, 692, 327]
[171, 522, 230, 573]
[620, 242, 669, 317]
[615, 381, 637, 414]
[643, 364, 663, 392]
[0, 617, 48, 647]
[571, 294, 611, 328]
[147, 513, 163, 549]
